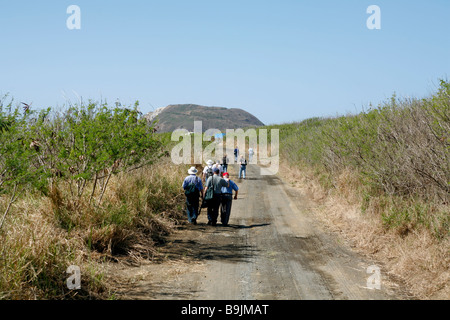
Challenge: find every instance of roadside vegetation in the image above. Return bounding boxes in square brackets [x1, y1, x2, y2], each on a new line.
[1, 80, 448, 299]
[0, 98, 186, 299]
[263, 80, 449, 298]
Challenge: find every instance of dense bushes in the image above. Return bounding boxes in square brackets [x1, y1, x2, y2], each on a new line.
[265, 80, 449, 239]
[0, 99, 163, 221]
[0, 99, 185, 299]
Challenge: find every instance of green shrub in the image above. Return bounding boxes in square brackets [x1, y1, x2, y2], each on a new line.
[267, 80, 449, 239]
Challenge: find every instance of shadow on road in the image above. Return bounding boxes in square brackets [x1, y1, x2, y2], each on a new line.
[120, 283, 201, 300]
[229, 223, 271, 229]
[162, 239, 258, 264]
[236, 177, 262, 181]
[152, 222, 271, 265]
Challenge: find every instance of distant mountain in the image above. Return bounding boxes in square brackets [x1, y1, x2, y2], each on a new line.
[145, 104, 265, 133]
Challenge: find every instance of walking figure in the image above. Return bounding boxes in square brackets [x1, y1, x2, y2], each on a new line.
[239, 155, 247, 179]
[204, 167, 229, 226]
[212, 160, 223, 177]
[202, 159, 215, 183]
[220, 172, 239, 226]
[182, 167, 204, 225]
[234, 146, 239, 162]
[222, 154, 229, 173]
[248, 147, 254, 163]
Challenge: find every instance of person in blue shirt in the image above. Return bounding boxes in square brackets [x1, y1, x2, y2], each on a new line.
[220, 172, 239, 226]
[182, 167, 204, 225]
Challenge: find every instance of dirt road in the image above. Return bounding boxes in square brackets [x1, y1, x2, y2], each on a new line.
[112, 164, 409, 300]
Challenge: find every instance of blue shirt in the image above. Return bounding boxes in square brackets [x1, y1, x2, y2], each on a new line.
[221, 179, 239, 194]
[182, 175, 203, 191]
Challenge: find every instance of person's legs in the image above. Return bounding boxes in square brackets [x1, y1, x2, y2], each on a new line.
[186, 200, 194, 223]
[191, 198, 199, 224]
[225, 198, 232, 225]
[220, 195, 226, 221]
[221, 195, 232, 226]
[186, 196, 199, 224]
[239, 166, 243, 179]
[186, 203, 193, 223]
[207, 205, 213, 225]
[210, 196, 221, 226]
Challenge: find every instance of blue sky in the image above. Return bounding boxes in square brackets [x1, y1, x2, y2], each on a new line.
[1, 0, 449, 125]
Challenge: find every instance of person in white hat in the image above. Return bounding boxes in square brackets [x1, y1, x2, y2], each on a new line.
[182, 166, 204, 225]
[202, 159, 215, 183]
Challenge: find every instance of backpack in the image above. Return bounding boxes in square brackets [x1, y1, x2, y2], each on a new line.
[204, 182, 214, 201]
[184, 177, 200, 197]
[203, 176, 216, 208]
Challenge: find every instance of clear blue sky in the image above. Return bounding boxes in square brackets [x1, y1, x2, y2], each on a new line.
[1, 0, 449, 125]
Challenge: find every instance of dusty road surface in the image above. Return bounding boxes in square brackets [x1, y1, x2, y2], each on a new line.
[111, 164, 409, 300]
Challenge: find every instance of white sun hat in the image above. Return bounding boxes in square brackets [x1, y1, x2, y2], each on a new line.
[188, 167, 198, 175]
[206, 159, 214, 165]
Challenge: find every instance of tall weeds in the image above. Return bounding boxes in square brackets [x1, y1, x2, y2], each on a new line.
[267, 80, 449, 298]
[0, 158, 186, 299]
[266, 80, 449, 239]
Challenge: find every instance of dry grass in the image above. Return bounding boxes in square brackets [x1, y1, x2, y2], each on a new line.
[279, 161, 449, 300]
[0, 195, 106, 299]
[0, 158, 188, 299]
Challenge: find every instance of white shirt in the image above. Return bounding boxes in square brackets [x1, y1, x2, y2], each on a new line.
[203, 165, 214, 174]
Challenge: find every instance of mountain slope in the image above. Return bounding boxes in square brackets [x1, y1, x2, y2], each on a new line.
[145, 104, 265, 133]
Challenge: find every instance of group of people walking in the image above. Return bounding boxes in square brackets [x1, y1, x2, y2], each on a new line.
[182, 153, 249, 226]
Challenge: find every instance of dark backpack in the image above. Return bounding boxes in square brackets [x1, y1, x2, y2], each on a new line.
[184, 177, 200, 197]
[201, 175, 216, 209]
